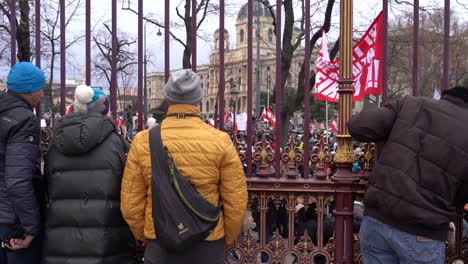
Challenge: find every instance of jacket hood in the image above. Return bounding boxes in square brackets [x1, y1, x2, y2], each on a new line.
[53, 112, 116, 155]
[0, 91, 31, 115]
[442, 86, 468, 107]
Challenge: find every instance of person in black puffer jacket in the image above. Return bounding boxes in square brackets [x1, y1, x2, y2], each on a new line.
[349, 86, 468, 263]
[42, 85, 136, 264]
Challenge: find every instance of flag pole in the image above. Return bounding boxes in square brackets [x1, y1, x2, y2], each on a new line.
[325, 101, 329, 144]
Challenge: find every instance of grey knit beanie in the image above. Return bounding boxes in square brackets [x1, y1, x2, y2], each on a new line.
[163, 69, 203, 105]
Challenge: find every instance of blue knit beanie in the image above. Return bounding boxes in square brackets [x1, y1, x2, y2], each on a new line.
[6, 62, 46, 93]
[87, 88, 109, 115]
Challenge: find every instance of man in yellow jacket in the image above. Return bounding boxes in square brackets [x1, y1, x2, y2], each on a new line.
[121, 69, 248, 264]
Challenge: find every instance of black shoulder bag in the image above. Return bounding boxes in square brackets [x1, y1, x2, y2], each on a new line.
[149, 125, 220, 252]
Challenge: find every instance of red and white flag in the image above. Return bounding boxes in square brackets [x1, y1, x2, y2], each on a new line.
[224, 112, 238, 132]
[209, 116, 215, 127]
[315, 12, 383, 102]
[261, 107, 276, 127]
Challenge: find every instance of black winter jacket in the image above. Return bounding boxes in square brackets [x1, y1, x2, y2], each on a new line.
[0, 91, 41, 236]
[42, 112, 136, 264]
[348, 94, 468, 241]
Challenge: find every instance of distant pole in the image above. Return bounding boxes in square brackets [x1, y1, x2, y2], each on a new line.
[274, 0, 282, 178]
[111, 0, 118, 119]
[325, 101, 329, 144]
[10, 0, 16, 66]
[442, 0, 450, 90]
[137, 0, 143, 130]
[191, 0, 197, 72]
[60, 0, 66, 116]
[144, 22, 148, 122]
[35, 0, 41, 118]
[86, 0, 91, 85]
[382, 0, 388, 103]
[165, 0, 170, 82]
[255, 13, 261, 118]
[412, 0, 419, 96]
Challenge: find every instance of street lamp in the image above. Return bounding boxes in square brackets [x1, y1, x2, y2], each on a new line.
[144, 20, 149, 123]
[229, 82, 240, 134]
[121, 3, 163, 124]
[144, 22, 163, 123]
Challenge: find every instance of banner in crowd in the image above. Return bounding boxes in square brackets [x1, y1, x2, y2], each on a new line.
[315, 12, 383, 102]
[235, 113, 248, 131]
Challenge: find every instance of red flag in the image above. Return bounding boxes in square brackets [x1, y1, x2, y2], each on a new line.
[66, 104, 74, 115]
[115, 117, 122, 134]
[315, 12, 383, 102]
[330, 119, 338, 132]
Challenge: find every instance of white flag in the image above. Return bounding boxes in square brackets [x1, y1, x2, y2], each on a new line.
[433, 88, 441, 100]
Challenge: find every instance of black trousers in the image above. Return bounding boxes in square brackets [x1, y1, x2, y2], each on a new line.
[144, 239, 225, 264]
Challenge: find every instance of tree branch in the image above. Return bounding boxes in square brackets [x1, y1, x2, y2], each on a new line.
[196, 0, 210, 30]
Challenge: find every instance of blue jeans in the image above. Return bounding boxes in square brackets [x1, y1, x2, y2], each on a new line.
[359, 216, 445, 264]
[0, 224, 41, 264]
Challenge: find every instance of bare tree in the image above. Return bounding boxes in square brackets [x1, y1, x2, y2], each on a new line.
[385, 9, 468, 99]
[92, 23, 137, 104]
[122, 0, 239, 69]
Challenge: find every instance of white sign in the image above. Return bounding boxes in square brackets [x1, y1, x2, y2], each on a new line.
[236, 113, 248, 131]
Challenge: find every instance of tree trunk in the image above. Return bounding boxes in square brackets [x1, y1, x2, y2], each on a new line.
[17, 0, 30, 62]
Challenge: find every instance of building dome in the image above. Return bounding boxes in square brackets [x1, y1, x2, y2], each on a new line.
[237, 0, 273, 21]
[214, 28, 229, 34]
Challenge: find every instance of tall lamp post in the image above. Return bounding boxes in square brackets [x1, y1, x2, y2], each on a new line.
[122, 1, 163, 124]
[143, 23, 163, 122]
[229, 82, 239, 134]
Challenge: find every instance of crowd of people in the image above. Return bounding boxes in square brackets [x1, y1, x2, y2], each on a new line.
[2, 62, 468, 264]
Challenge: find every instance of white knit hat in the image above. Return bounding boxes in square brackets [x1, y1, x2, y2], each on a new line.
[74, 84, 94, 113]
[147, 117, 157, 129]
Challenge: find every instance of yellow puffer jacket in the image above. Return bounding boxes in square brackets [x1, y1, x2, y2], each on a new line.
[121, 104, 248, 245]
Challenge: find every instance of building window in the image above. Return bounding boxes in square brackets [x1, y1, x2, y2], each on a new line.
[240, 29, 244, 42]
[268, 28, 273, 42]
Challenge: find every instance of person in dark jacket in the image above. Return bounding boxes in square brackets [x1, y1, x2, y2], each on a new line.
[0, 62, 45, 264]
[348, 86, 468, 263]
[42, 85, 136, 264]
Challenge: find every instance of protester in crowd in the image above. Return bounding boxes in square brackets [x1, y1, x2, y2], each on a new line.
[348, 86, 468, 263]
[121, 69, 247, 264]
[42, 85, 136, 264]
[0, 62, 45, 264]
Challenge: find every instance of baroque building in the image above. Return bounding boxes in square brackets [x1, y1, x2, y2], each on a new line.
[146, 1, 306, 116]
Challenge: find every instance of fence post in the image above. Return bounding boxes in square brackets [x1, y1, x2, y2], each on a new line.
[332, 0, 357, 263]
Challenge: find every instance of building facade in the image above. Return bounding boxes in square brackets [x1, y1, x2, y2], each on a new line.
[146, 2, 305, 117]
